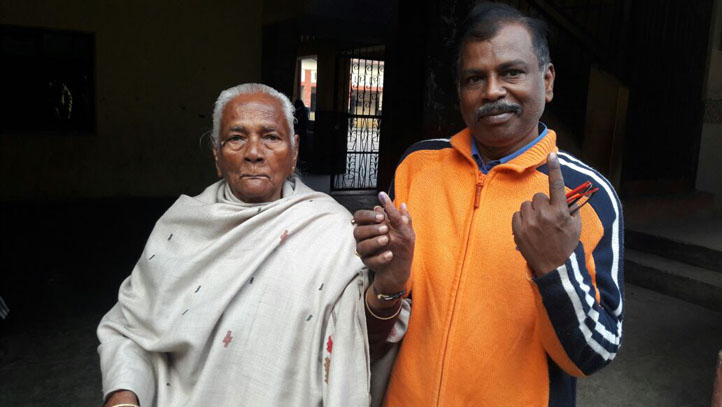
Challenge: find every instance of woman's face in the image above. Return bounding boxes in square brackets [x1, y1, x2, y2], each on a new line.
[213, 93, 299, 203]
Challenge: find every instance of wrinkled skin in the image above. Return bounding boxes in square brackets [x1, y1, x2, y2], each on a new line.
[213, 92, 298, 203]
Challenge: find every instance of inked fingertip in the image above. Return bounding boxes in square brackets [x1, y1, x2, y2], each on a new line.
[548, 152, 558, 164]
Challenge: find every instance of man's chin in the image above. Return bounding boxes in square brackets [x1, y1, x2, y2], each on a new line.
[472, 121, 514, 137]
[471, 127, 520, 146]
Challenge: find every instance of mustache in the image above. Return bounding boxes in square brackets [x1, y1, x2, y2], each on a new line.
[474, 101, 522, 120]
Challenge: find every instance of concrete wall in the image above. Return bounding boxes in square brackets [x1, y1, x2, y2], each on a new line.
[697, 0, 722, 209]
[0, 1, 262, 200]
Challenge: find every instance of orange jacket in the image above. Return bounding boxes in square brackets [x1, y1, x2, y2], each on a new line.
[385, 128, 624, 406]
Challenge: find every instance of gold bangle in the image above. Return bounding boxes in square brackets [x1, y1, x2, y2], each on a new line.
[365, 291, 402, 320]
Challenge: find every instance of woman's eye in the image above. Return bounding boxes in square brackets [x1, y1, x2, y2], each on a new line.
[222, 135, 245, 146]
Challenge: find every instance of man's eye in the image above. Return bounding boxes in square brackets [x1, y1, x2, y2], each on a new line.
[465, 76, 482, 85]
[264, 134, 281, 141]
[505, 69, 523, 77]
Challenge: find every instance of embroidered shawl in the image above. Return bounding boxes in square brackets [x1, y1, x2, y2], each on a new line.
[98, 178, 388, 406]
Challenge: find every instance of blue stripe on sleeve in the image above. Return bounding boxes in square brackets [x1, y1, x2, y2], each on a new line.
[537, 151, 624, 316]
[535, 151, 624, 375]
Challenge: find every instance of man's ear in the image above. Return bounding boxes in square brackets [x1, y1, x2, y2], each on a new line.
[544, 63, 555, 103]
[212, 147, 222, 178]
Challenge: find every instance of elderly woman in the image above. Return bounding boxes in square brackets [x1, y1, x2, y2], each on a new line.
[97, 83, 412, 407]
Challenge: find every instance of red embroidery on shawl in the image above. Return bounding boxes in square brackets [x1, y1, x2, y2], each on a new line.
[223, 330, 233, 347]
[326, 335, 333, 353]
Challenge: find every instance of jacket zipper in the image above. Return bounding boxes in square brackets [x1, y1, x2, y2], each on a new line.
[474, 173, 485, 209]
[436, 171, 486, 405]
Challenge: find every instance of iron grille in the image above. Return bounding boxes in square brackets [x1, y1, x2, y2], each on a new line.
[332, 52, 384, 191]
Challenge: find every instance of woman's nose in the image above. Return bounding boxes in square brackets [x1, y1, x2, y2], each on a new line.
[244, 137, 264, 162]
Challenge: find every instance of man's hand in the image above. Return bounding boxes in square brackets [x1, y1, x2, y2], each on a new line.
[353, 192, 415, 308]
[512, 152, 582, 277]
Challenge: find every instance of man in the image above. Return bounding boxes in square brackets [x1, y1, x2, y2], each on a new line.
[353, 3, 623, 406]
[293, 99, 311, 161]
[98, 83, 408, 407]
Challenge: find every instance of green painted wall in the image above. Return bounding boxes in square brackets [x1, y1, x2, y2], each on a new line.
[0, 1, 262, 200]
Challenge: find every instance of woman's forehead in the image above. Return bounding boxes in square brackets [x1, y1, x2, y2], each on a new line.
[222, 93, 286, 130]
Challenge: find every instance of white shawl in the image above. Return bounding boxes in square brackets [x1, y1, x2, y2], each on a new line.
[98, 178, 393, 406]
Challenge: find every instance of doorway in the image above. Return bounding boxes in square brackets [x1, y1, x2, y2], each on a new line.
[332, 47, 385, 191]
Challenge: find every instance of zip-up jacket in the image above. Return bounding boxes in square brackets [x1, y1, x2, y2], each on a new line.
[384, 128, 624, 406]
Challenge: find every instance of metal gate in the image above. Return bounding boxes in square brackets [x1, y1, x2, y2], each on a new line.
[332, 47, 384, 191]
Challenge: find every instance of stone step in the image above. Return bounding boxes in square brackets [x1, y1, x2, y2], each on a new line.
[626, 229, 722, 273]
[625, 249, 722, 312]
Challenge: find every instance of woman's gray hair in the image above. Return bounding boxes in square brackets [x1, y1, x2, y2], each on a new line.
[211, 83, 296, 148]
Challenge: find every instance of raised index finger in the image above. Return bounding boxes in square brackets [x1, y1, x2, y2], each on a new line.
[379, 191, 406, 229]
[547, 152, 567, 207]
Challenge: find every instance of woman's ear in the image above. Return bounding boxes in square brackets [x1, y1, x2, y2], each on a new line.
[293, 134, 300, 166]
[212, 147, 222, 178]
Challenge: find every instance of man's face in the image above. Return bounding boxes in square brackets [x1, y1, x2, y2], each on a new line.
[213, 92, 298, 203]
[458, 23, 555, 158]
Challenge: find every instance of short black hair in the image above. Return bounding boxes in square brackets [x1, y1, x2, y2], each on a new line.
[457, 1, 551, 73]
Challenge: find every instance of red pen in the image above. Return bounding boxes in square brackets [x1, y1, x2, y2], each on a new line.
[566, 181, 592, 200]
[566, 181, 598, 213]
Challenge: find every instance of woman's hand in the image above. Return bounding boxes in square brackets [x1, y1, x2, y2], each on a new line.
[353, 192, 415, 309]
[104, 389, 139, 407]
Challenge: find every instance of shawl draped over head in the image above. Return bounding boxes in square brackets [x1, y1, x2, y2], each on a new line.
[98, 178, 398, 406]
